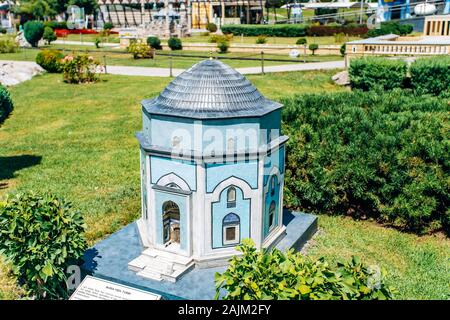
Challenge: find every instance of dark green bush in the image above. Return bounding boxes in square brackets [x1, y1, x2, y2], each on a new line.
[103, 22, 114, 30]
[215, 239, 394, 300]
[222, 24, 308, 37]
[43, 26, 57, 45]
[0, 28, 6, 34]
[0, 192, 87, 299]
[296, 37, 307, 45]
[146, 36, 162, 50]
[24, 21, 44, 47]
[410, 56, 450, 96]
[367, 21, 414, 37]
[36, 49, 64, 73]
[206, 22, 218, 33]
[340, 43, 346, 56]
[217, 40, 229, 53]
[0, 85, 13, 126]
[349, 57, 407, 91]
[168, 37, 182, 50]
[282, 90, 450, 234]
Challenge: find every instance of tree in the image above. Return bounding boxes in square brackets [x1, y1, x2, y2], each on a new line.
[14, 0, 56, 20]
[0, 85, 13, 127]
[309, 43, 318, 55]
[43, 26, 57, 44]
[24, 20, 44, 47]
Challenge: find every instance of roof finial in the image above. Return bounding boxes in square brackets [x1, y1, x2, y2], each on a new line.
[209, 51, 213, 60]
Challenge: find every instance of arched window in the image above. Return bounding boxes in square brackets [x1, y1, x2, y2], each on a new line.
[269, 201, 276, 230]
[270, 176, 277, 196]
[223, 213, 240, 245]
[227, 187, 236, 208]
[172, 136, 182, 148]
[227, 137, 235, 154]
[165, 182, 180, 189]
[162, 201, 180, 245]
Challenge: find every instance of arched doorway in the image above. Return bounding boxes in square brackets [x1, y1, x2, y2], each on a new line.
[162, 201, 180, 245]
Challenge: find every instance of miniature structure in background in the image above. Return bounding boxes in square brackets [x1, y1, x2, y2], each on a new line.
[129, 59, 289, 281]
[0, 0, 12, 29]
[345, 14, 450, 64]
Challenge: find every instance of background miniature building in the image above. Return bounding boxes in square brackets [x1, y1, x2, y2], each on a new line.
[129, 59, 288, 282]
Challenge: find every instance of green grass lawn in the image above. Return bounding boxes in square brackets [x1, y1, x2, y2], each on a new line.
[0, 71, 448, 300]
[0, 45, 342, 69]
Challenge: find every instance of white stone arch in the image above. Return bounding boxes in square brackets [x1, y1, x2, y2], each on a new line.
[156, 172, 191, 192]
[263, 166, 281, 194]
[210, 176, 253, 203]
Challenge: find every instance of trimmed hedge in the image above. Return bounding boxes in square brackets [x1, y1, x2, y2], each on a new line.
[367, 21, 414, 37]
[24, 21, 44, 47]
[168, 37, 182, 50]
[0, 85, 13, 126]
[306, 25, 368, 36]
[410, 56, 450, 95]
[349, 57, 407, 91]
[282, 90, 450, 234]
[222, 24, 308, 37]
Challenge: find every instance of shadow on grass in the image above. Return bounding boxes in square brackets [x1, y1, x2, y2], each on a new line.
[0, 155, 42, 187]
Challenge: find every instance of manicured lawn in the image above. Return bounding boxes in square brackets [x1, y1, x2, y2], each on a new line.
[0, 71, 448, 300]
[0, 46, 342, 69]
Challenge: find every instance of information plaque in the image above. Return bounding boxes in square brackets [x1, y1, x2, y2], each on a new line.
[69, 276, 161, 300]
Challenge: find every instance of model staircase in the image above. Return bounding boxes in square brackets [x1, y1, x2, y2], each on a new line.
[128, 248, 194, 282]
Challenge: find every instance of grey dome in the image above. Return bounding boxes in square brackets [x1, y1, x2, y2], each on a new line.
[142, 59, 282, 119]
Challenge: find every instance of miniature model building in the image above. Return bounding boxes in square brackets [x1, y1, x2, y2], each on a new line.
[129, 59, 288, 282]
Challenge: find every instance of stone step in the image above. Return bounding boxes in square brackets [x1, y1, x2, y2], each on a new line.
[142, 248, 193, 266]
[137, 267, 163, 281]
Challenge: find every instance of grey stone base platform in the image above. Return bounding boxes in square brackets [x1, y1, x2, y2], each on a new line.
[82, 211, 317, 300]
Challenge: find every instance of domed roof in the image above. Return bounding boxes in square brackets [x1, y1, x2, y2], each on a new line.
[142, 59, 282, 120]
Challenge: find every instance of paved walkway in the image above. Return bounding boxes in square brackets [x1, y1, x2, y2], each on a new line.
[105, 60, 345, 77]
[1, 59, 345, 80]
[53, 40, 119, 48]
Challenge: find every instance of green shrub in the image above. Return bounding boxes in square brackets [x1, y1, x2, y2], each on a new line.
[36, 49, 64, 73]
[146, 36, 162, 50]
[43, 26, 57, 45]
[282, 90, 450, 234]
[0, 36, 18, 53]
[209, 34, 233, 43]
[127, 42, 154, 59]
[206, 22, 218, 33]
[103, 22, 114, 30]
[217, 40, 229, 53]
[367, 21, 414, 37]
[308, 43, 318, 55]
[0, 28, 6, 34]
[256, 35, 267, 44]
[296, 37, 307, 45]
[0, 85, 13, 126]
[43, 21, 67, 30]
[349, 57, 407, 91]
[94, 37, 101, 48]
[167, 37, 182, 50]
[410, 56, 450, 96]
[340, 43, 346, 56]
[61, 54, 102, 84]
[24, 21, 44, 47]
[222, 24, 308, 37]
[0, 192, 87, 299]
[215, 239, 394, 300]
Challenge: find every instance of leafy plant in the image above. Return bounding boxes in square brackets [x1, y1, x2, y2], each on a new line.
[217, 40, 229, 53]
[36, 49, 64, 73]
[0, 192, 87, 299]
[256, 35, 267, 44]
[146, 36, 162, 50]
[340, 43, 346, 56]
[94, 37, 100, 48]
[308, 43, 318, 55]
[206, 22, 218, 33]
[349, 57, 407, 91]
[0, 85, 13, 126]
[215, 239, 394, 300]
[367, 21, 413, 37]
[60, 54, 102, 84]
[103, 22, 114, 30]
[410, 56, 450, 96]
[296, 37, 307, 45]
[282, 90, 450, 234]
[167, 37, 182, 50]
[24, 20, 44, 47]
[222, 24, 308, 37]
[127, 42, 154, 59]
[0, 36, 18, 53]
[43, 26, 57, 45]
